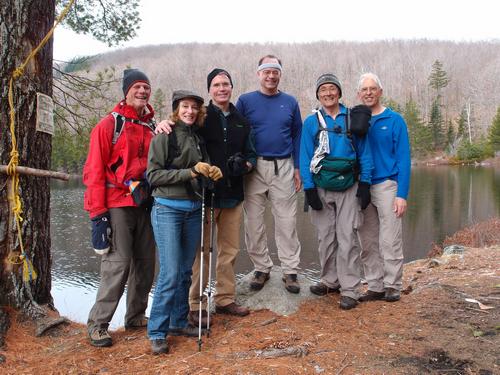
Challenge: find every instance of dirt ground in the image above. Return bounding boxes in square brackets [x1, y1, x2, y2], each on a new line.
[1, 234, 499, 374]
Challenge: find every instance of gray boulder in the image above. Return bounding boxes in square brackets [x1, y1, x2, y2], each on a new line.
[235, 266, 321, 316]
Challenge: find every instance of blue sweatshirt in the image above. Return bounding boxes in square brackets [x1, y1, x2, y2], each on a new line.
[368, 108, 411, 199]
[300, 105, 373, 190]
[236, 91, 302, 168]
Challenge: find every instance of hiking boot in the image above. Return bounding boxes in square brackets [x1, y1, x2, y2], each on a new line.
[359, 290, 385, 302]
[169, 324, 201, 337]
[88, 327, 112, 347]
[216, 302, 250, 317]
[188, 310, 208, 328]
[124, 316, 148, 330]
[150, 339, 169, 355]
[339, 296, 358, 310]
[309, 282, 340, 296]
[249, 271, 270, 291]
[282, 274, 300, 294]
[385, 288, 401, 302]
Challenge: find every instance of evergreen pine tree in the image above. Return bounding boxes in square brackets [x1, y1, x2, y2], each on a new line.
[152, 88, 166, 120]
[446, 120, 455, 152]
[489, 106, 500, 152]
[429, 98, 445, 150]
[403, 99, 432, 157]
[428, 59, 449, 95]
[457, 108, 467, 139]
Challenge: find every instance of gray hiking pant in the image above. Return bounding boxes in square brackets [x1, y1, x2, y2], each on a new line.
[358, 180, 404, 292]
[310, 184, 362, 299]
[87, 206, 155, 331]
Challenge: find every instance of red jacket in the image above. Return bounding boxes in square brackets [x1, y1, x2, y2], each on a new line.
[83, 101, 155, 218]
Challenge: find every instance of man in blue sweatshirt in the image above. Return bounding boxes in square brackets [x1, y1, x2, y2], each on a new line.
[356, 73, 411, 303]
[236, 55, 302, 294]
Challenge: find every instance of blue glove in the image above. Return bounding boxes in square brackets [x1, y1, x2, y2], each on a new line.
[91, 213, 111, 255]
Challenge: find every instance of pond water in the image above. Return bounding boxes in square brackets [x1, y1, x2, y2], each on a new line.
[50, 165, 500, 328]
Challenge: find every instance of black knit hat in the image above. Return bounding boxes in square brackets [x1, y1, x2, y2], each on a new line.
[207, 68, 233, 92]
[315, 73, 342, 99]
[122, 69, 150, 96]
[172, 90, 204, 111]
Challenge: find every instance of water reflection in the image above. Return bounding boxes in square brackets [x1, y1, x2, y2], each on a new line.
[50, 166, 499, 327]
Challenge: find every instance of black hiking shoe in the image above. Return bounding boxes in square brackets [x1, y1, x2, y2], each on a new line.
[384, 288, 401, 302]
[282, 274, 300, 294]
[249, 271, 270, 291]
[169, 325, 201, 337]
[88, 327, 112, 347]
[339, 296, 358, 310]
[359, 290, 385, 302]
[151, 339, 169, 355]
[309, 282, 340, 296]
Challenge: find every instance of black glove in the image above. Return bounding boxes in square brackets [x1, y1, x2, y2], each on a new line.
[91, 213, 112, 255]
[356, 182, 371, 210]
[226, 152, 248, 176]
[305, 188, 323, 210]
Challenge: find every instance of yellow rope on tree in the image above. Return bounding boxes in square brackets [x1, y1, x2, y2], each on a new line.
[6, 0, 76, 282]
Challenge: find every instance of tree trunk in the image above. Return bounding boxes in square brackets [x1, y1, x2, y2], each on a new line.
[0, 0, 55, 314]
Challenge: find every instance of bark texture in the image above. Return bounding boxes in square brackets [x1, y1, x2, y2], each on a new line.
[0, 0, 55, 313]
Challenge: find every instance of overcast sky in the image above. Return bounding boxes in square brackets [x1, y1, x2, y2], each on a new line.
[53, 0, 500, 61]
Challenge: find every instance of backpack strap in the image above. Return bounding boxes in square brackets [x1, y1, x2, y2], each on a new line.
[165, 129, 181, 167]
[111, 112, 125, 145]
[111, 111, 156, 145]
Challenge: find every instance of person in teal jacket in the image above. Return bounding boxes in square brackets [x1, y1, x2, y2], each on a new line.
[356, 72, 411, 303]
[300, 73, 373, 310]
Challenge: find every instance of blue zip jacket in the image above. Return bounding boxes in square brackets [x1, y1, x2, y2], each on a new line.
[300, 104, 373, 190]
[368, 108, 411, 199]
[236, 91, 302, 168]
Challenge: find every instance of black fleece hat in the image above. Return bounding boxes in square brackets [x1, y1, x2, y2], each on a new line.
[207, 68, 233, 92]
[122, 69, 150, 96]
[171, 90, 204, 111]
[315, 73, 342, 99]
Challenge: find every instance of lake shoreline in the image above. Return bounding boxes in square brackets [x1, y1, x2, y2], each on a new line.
[1, 219, 499, 373]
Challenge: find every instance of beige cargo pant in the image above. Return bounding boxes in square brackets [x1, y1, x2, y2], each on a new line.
[189, 204, 243, 310]
[310, 184, 362, 299]
[243, 157, 301, 275]
[358, 180, 404, 292]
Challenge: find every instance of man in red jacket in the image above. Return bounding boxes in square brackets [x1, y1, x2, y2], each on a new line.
[83, 69, 156, 347]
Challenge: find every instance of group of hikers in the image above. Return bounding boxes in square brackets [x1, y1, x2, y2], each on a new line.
[82, 54, 411, 355]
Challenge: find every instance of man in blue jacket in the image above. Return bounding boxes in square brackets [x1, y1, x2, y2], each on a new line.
[356, 73, 411, 303]
[300, 73, 373, 310]
[236, 55, 302, 293]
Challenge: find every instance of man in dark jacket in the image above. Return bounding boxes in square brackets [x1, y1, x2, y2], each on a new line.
[187, 69, 257, 324]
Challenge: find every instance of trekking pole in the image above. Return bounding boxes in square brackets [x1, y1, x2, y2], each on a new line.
[206, 187, 216, 337]
[197, 179, 207, 352]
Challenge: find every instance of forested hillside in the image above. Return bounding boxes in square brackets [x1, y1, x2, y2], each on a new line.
[53, 40, 500, 171]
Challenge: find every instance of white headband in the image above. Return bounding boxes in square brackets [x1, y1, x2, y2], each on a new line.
[257, 62, 282, 72]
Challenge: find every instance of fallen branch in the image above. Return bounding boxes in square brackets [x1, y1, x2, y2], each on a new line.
[216, 344, 310, 360]
[0, 165, 70, 181]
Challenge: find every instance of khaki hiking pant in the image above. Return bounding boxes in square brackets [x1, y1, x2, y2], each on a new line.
[243, 157, 301, 275]
[358, 179, 404, 292]
[189, 204, 243, 310]
[310, 184, 362, 299]
[87, 206, 155, 331]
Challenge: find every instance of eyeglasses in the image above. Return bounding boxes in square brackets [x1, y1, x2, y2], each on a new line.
[318, 87, 338, 95]
[359, 87, 379, 94]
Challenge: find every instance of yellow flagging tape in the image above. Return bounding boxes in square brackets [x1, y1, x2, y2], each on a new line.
[6, 0, 76, 282]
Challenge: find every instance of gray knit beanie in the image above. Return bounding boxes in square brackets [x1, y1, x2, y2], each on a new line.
[315, 73, 342, 99]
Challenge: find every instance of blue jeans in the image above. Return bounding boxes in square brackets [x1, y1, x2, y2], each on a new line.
[147, 202, 201, 340]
